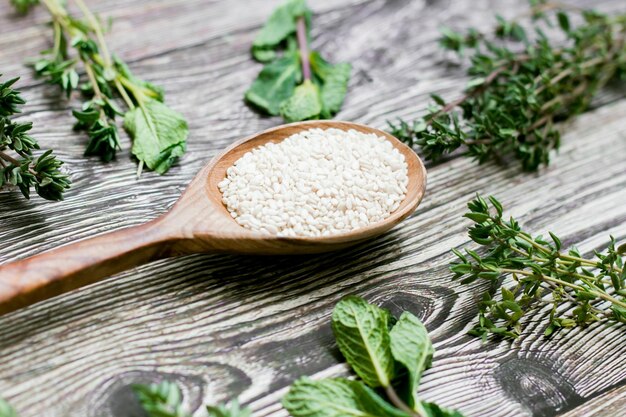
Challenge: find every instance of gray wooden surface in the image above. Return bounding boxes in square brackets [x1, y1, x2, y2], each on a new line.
[1, 0, 625, 416]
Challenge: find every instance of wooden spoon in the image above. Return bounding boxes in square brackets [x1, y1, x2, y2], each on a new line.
[0, 121, 427, 315]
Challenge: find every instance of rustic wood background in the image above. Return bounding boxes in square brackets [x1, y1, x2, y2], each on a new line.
[1, 0, 625, 416]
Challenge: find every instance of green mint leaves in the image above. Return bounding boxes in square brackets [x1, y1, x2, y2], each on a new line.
[311, 52, 352, 119]
[124, 100, 188, 175]
[331, 295, 395, 388]
[251, 0, 309, 62]
[16, 0, 188, 175]
[245, 0, 351, 122]
[283, 378, 411, 417]
[279, 79, 323, 122]
[390, 312, 434, 409]
[284, 296, 465, 417]
[246, 54, 302, 115]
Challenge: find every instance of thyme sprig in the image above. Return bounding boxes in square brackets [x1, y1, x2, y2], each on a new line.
[16, 0, 188, 175]
[452, 195, 626, 339]
[0, 74, 70, 201]
[389, 2, 626, 171]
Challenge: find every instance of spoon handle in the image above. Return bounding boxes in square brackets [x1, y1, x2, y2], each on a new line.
[0, 218, 176, 315]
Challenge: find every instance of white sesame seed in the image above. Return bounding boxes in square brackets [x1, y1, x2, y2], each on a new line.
[220, 128, 408, 237]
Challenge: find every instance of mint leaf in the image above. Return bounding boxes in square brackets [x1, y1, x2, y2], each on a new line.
[124, 100, 188, 174]
[310, 51, 351, 117]
[389, 312, 434, 408]
[245, 54, 301, 115]
[252, 0, 310, 62]
[331, 296, 395, 388]
[279, 79, 322, 122]
[420, 401, 466, 417]
[0, 398, 18, 417]
[206, 400, 251, 417]
[283, 377, 411, 417]
[319, 62, 351, 117]
[133, 381, 190, 417]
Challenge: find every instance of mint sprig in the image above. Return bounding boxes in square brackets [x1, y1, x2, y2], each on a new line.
[14, 0, 188, 175]
[0, 298, 465, 417]
[284, 296, 465, 417]
[245, 0, 351, 122]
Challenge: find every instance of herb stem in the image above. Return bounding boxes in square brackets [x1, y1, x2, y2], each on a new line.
[115, 79, 135, 109]
[385, 386, 423, 417]
[515, 232, 553, 255]
[0, 151, 20, 165]
[52, 21, 62, 57]
[544, 281, 605, 316]
[426, 56, 529, 126]
[82, 59, 109, 118]
[500, 268, 626, 309]
[498, 221, 622, 273]
[73, 0, 113, 67]
[296, 16, 311, 81]
[73, 0, 135, 112]
[0, 151, 39, 177]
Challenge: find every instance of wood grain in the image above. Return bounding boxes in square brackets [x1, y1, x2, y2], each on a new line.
[0, 0, 625, 416]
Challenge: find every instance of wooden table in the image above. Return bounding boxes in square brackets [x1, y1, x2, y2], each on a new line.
[1, 0, 625, 416]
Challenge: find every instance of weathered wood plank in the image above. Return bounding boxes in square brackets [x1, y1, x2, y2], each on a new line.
[560, 386, 626, 417]
[1, 0, 625, 416]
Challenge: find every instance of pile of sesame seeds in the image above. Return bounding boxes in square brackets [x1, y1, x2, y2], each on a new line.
[218, 128, 408, 237]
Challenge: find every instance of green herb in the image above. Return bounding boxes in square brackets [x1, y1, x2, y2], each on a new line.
[389, 313, 434, 409]
[132, 381, 250, 417]
[284, 296, 465, 417]
[10, 0, 39, 14]
[16, 0, 188, 175]
[451, 195, 626, 339]
[133, 381, 190, 417]
[245, 0, 351, 122]
[0, 74, 70, 201]
[389, 2, 626, 171]
[206, 400, 251, 417]
[0, 397, 18, 417]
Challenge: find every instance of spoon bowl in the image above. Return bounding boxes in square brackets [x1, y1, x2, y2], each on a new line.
[172, 120, 427, 254]
[0, 120, 426, 314]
